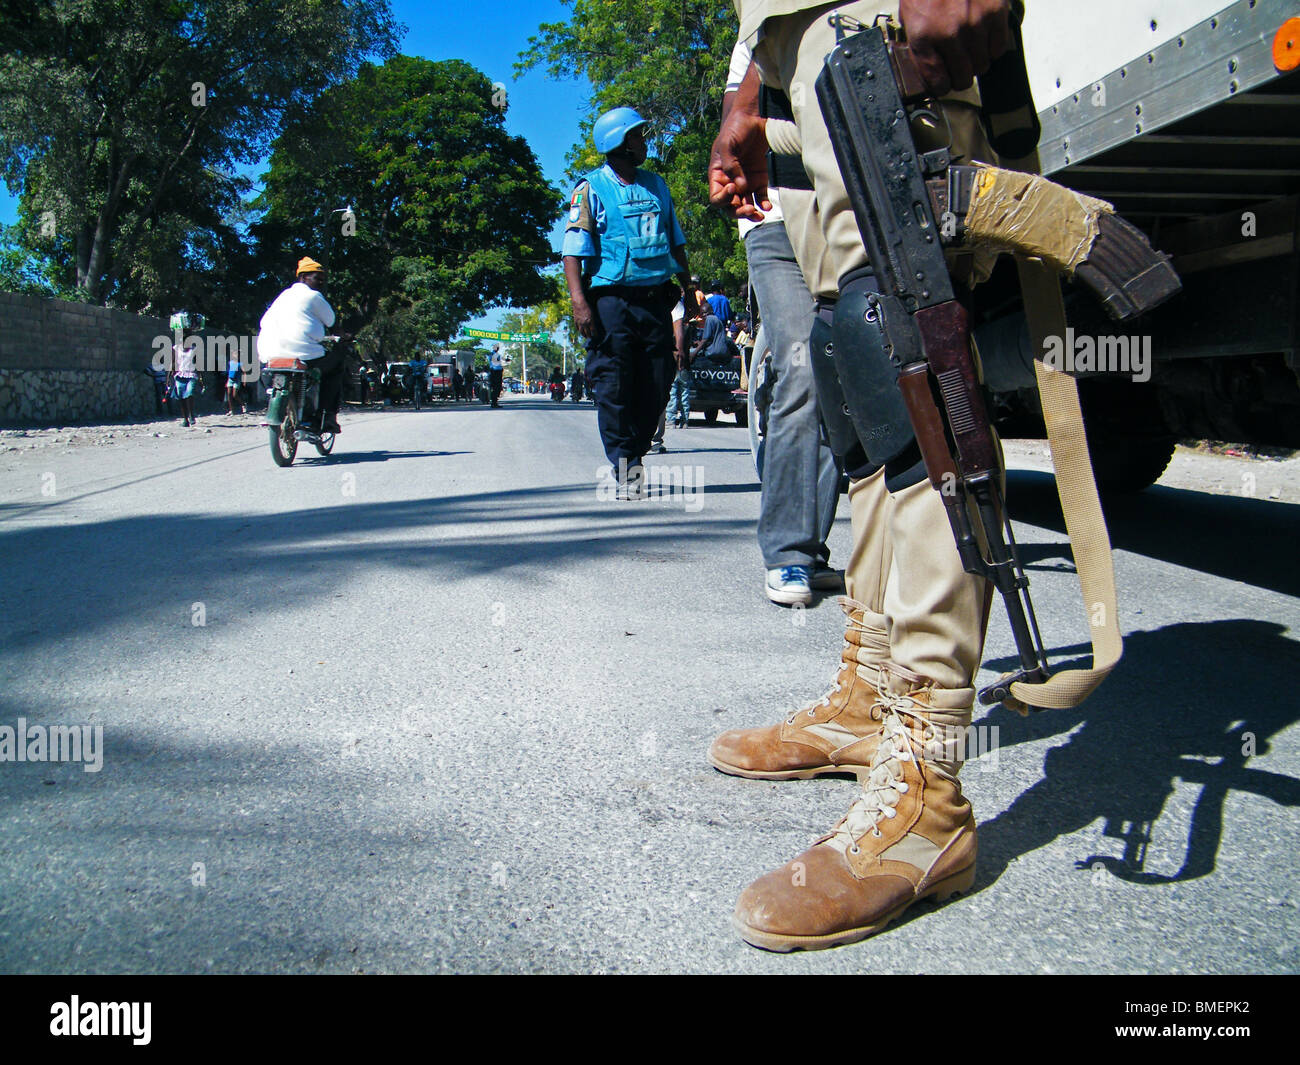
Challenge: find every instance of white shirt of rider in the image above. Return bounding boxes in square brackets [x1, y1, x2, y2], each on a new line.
[257, 282, 336, 363]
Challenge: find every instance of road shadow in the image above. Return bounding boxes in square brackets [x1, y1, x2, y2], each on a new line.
[1007, 469, 1300, 597]
[969, 618, 1300, 890]
[297, 450, 471, 466]
[0, 481, 754, 653]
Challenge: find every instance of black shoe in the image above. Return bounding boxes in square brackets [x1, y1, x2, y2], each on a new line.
[322, 416, 341, 434]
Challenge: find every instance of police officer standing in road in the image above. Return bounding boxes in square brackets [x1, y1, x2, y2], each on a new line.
[488, 344, 505, 408]
[563, 107, 699, 497]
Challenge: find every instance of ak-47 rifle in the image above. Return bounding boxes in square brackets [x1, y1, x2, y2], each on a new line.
[815, 10, 1181, 709]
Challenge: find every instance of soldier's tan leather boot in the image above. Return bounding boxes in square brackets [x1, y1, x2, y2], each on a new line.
[708, 596, 891, 778]
[732, 665, 977, 951]
[708, 471, 894, 779]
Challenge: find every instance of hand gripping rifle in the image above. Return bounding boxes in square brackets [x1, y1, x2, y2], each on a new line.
[815, 10, 1181, 710]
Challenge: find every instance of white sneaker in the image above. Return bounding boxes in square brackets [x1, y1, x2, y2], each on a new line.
[765, 565, 813, 606]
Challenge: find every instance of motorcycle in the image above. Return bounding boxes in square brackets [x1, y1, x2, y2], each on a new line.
[550, 381, 566, 402]
[262, 338, 339, 467]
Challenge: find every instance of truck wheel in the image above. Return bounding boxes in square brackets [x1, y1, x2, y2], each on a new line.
[1087, 431, 1177, 494]
[734, 406, 748, 429]
[1080, 380, 1176, 493]
[704, 408, 719, 425]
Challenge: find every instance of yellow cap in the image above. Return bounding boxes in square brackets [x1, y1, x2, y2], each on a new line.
[296, 256, 325, 275]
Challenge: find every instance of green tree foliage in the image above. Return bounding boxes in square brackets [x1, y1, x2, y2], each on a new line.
[254, 56, 561, 365]
[497, 308, 570, 377]
[517, 0, 749, 298]
[0, 0, 399, 308]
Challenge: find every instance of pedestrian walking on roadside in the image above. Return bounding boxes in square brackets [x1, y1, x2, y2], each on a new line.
[145, 358, 170, 416]
[225, 347, 247, 416]
[170, 337, 200, 427]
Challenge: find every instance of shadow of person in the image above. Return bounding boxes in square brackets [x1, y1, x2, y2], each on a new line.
[1005, 469, 1300, 598]
[971, 619, 1300, 890]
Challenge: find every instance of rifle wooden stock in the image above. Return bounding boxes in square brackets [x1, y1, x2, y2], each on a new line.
[896, 364, 956, 492]
[914, 302, 998, 477]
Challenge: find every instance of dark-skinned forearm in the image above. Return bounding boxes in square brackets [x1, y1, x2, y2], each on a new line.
[563, 256, 588, 308]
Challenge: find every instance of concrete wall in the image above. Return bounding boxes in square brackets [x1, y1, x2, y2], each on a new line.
[0, 292, 168, 425]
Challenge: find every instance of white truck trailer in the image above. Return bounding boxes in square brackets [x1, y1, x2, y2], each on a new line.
[979, 0, 1300, 490]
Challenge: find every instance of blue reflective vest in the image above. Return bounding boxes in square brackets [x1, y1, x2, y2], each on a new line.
[584, 166, 675, 287]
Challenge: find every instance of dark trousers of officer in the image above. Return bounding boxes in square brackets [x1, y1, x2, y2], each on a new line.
[489, 368, 503, 406]
[585, 285, 675, 469]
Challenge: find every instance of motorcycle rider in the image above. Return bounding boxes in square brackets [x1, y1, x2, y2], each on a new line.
[257, 256, 343, 434]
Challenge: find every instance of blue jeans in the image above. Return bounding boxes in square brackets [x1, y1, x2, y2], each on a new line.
[665, 370, 691, 425]
[745, 220, 841, 570]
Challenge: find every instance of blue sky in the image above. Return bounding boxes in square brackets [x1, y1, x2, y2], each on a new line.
[1, 0, 591, 334]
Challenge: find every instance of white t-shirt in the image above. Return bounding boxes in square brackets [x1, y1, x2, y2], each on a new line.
[257, 282, 336, 363]
[173, 343, 198, 377]
[728, 37, 785, 239]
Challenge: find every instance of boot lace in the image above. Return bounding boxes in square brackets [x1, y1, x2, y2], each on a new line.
[785, 601, 872, 725]
[787, 656, 848, 724]
[829, 691, 933, 853]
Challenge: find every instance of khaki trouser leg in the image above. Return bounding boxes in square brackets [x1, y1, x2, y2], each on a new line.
[882, 478, 990, 697]
[843, 468, 891, 667]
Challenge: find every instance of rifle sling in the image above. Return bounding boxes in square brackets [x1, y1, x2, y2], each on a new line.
[1004, 253, 1123, 711]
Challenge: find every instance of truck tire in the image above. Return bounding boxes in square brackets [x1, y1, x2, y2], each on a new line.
[703, 408, 719, 425]
[733, 405, 748, 429]
[1086, 431, 1177, 494]
[1079, 379, 1176, 494]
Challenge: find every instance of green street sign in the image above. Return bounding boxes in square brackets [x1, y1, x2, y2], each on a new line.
[462, 328, 549, 343]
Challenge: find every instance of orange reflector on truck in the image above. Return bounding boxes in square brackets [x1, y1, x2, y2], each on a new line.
[1275, 17, 1300, 71]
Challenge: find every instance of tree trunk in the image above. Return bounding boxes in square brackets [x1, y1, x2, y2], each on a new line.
[80, 154, 136, 303]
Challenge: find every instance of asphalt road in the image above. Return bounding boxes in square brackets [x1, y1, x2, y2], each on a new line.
[1, 396, 1297, 974]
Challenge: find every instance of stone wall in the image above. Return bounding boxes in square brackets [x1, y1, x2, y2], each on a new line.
[0, 293, 170, 425]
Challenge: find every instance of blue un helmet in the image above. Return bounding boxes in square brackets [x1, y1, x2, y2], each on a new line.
[593, 107, 648, 154]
